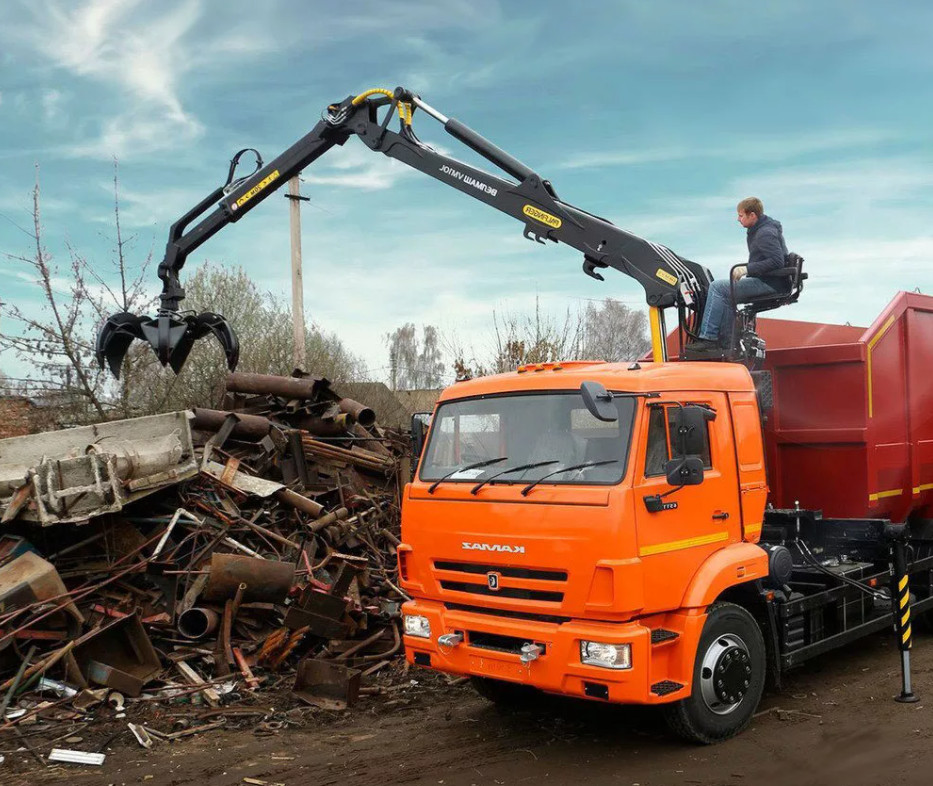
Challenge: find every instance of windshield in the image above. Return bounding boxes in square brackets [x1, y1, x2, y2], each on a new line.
[419, 391, 635, 486]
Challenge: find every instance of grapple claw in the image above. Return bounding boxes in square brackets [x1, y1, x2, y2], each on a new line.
[96, 309, 240, 377]
[191, 311, 240, 372]
[96, 312, 148, 378]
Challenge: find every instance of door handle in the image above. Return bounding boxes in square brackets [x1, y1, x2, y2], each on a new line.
[712, 511, 730, 520]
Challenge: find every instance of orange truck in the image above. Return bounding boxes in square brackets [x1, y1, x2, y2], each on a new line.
[400, 294, 933, 743]
[92, 86, 933, 742]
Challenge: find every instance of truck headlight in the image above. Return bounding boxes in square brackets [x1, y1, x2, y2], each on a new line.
[580, 640, 632, 670]
[403, 614, 432, 639]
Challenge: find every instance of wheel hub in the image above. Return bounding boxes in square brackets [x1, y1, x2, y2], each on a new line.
[699, 634, 752, 715]
[713, 646, 751, 704]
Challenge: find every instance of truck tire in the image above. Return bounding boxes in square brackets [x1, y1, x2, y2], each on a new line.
[470, 676, 536, 706]
[663, 602, 766, 744]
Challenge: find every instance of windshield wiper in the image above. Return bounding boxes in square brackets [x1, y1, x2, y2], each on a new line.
[470, 460, 559, 495]
[520, 460, 619, 496]
[428, 456, 509, 494]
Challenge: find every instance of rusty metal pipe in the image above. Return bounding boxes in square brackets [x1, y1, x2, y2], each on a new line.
[177, 607, 220, 640]
[274, 487, 325, 517]
[225, 372, 325, 400]
[293, 413, 355, 438]
[202, 554, 293, 603]
[191, 408, 274, 440]
[339, 398, 376, 428]
[307, 507, 349, 534]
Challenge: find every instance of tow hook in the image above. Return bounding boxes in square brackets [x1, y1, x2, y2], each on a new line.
[520, 643, 543, 664]
[438, 632, 464, 649]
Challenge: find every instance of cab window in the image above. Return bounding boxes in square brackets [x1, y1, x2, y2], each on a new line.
[644, 405, 713, 477]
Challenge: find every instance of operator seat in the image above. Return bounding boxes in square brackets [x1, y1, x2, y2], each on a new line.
[727, 252, 806, 358]
[732, 252, 807, 319]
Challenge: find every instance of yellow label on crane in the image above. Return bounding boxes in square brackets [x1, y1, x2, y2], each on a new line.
[523, 205, 562, 228]
[655, 268, 677, 286]
[233, 170, 281, 210]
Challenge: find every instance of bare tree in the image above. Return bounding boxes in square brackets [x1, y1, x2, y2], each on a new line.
[448, 296, 584, 379]
[446, 296, 650, 380]
[581, 298, 651, 362]
[385, 323, 446, 390]
[127, 263, 367, 413]
[0, 164, 153, 424]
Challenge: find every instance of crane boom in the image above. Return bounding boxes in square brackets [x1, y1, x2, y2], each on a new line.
[96, 87, 712, 377]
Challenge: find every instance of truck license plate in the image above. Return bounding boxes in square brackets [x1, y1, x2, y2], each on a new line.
[470, 656, 526, 681]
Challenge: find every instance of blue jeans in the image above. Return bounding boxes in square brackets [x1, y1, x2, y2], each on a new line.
[698, 276, 785, 342]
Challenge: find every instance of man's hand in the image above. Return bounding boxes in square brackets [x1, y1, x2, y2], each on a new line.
[731, 265, 747, 282]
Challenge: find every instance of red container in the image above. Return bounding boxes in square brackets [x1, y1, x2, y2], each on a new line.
[757, 292, 933, 522]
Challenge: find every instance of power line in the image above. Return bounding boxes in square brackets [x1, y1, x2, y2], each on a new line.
[0, 210, 36, 240]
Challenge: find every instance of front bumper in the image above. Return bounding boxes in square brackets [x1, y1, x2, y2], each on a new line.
[402, 599, 662, 704]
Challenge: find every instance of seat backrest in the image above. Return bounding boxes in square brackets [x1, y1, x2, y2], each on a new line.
[740, 252, 806, 316]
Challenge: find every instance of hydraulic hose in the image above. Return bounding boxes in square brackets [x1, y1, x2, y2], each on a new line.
[793, 538, 888, 602]
[351, 88, 412, 125]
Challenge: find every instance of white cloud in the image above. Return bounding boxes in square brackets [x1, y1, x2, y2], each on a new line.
[41, 89, 63, 122]
[302, 144, 417, 191]
[3, 0, 287, 159]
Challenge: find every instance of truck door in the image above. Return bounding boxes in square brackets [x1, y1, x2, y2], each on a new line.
[633, 394, 742, 613]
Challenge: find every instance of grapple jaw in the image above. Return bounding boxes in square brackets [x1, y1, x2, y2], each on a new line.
[96, 311, 240, 378]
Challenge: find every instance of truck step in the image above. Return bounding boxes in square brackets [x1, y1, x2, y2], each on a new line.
[651, 680, 685, 697]
[650, 628, 680, 644]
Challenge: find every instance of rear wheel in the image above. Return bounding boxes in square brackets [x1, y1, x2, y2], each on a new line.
[663, 602, 766, 744]
[470, 676, 537, 706]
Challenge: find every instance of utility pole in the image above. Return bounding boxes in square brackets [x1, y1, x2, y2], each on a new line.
[286, 176, 310, 370]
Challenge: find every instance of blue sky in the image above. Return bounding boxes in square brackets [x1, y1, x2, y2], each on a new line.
[2, 0, 932, 383]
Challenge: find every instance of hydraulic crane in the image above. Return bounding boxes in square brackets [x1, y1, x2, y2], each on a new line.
[97, 86, 721, 376]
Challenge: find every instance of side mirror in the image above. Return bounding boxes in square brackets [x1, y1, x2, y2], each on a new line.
[674, 405, 715, 457]
[665, 455, 705, 486]
[410, 412, 431, 460]
[580, 381, 618, 423]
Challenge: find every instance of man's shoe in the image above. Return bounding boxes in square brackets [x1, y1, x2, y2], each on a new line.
[684, 339, 725, 359]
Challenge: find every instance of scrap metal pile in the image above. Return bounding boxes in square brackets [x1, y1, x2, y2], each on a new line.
[0, 372, 413, 764]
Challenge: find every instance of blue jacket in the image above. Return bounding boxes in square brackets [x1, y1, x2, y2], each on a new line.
[746, 215, 788, 279]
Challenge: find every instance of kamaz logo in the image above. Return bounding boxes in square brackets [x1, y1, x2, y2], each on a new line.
[462, 542, 525, 554]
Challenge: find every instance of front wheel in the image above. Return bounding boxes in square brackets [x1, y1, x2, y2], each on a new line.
[663, 602, 766, 744]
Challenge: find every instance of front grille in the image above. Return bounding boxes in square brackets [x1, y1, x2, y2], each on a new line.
[444, 602, 570, 625]
[434, 561, 567, 582]
[440, 580, 563, 603]
[468, 630, 546, 655]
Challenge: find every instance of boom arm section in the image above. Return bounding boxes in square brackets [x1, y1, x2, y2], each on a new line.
[97, 87, 712, 376]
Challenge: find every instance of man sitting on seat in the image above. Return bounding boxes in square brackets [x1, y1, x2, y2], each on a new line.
[686, 197, 790, 358]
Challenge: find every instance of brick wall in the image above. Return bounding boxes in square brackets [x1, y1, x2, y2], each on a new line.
[0, 397, 37, 439]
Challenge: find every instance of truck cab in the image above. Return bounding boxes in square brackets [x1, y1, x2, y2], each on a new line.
[399, 359, 772, 742]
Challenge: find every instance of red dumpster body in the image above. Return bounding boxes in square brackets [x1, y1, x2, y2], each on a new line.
[661, 291, 933, 521]
[757, 292, 933, 522]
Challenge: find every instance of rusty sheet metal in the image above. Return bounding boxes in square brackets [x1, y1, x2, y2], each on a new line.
[293, 659, 361, 709]
[0, 551, 84, 624]
[72, 613, 161, 697]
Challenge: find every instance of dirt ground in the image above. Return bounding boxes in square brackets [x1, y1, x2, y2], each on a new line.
[4, 629, 933, 786]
